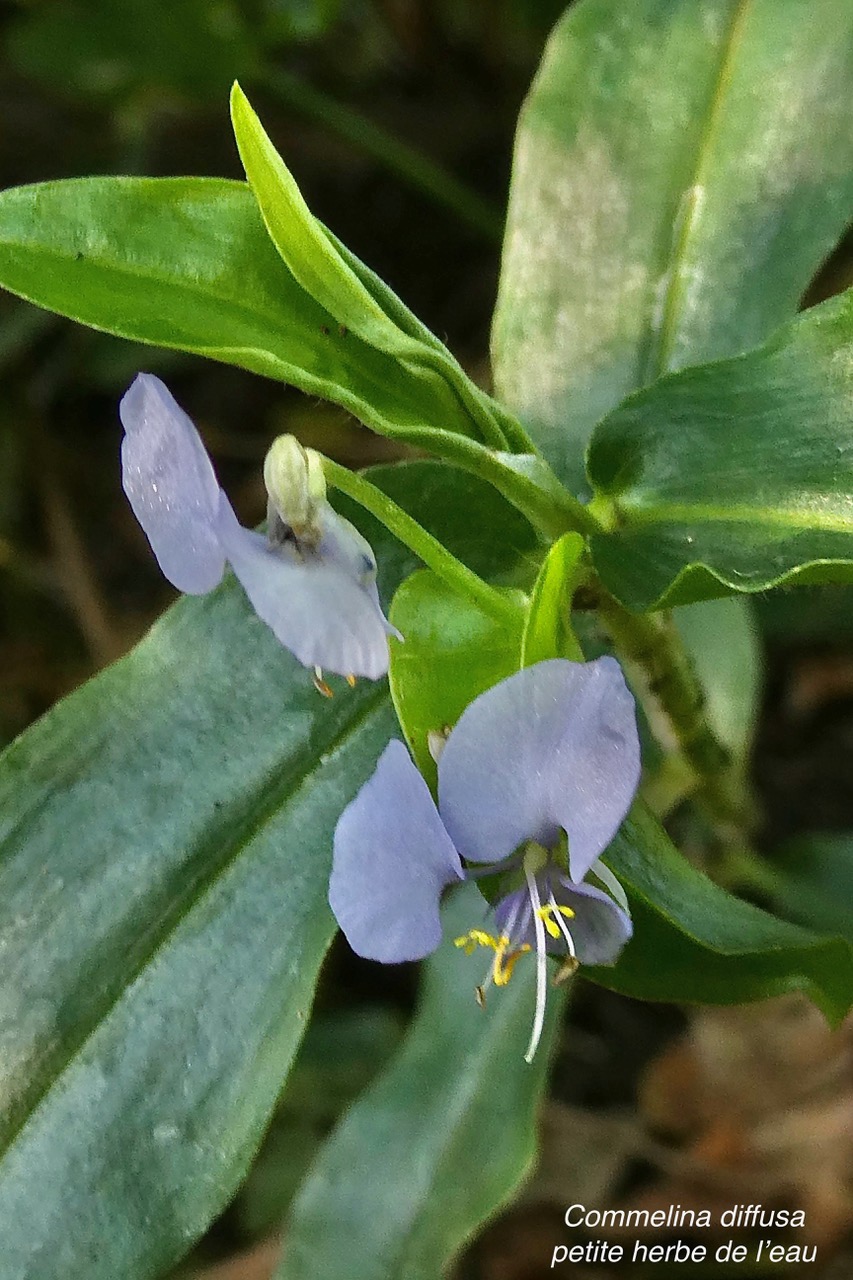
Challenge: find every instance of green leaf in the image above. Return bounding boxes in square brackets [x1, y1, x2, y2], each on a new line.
[674, 596, 760, 760]
[594, 806, 853, 1021]
[277, 883, 563, 1280]
[230, 82, 417, 361]
[230, 82, 518, 451]
[492, 0, 853, 493]
[0, 460, 520, 1279]
[765, 834, 853, 945]
[389, 573, 528, 789]
[235, 1007, 404, 1238]
[520, 532, 585, 666]
[588, 290, 853, 610]
[0, 176, 485, 448]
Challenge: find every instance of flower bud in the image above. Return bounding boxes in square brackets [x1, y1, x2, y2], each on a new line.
[263, 435, 327, 539]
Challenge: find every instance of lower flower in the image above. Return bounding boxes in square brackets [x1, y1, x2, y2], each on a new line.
[329, 657, 640, 1059]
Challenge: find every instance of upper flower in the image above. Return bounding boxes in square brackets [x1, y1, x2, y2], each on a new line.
[329, 657, 641, 1059]
[119, 373, 397, 680]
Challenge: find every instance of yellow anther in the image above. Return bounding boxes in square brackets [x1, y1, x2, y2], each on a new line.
[454, 929, 531, 987]
[535, 903, 575, 939]
[345, 673, 357, 687]
[454, 929, 498, 956]
[493, 940, 531, 986]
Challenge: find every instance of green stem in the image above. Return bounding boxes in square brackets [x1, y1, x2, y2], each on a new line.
[412, 426, 601, 540]
[323, 458, 523, 623]
[259, 69, 504, 244]
[595, 588, 755, 833]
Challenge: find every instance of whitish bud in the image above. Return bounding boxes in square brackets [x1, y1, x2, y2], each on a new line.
[263, 435, 327, 538]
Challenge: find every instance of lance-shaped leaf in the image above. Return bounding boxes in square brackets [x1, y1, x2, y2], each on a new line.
[230, 82, 522, 452]
[0, 176, 488, 447]
[587, 290, 853, 610]
[492, 0, 853, 493]
[594, 806, 853, 1020]
[277, 883, 563, 1280]
[0, 462, 523, 1280]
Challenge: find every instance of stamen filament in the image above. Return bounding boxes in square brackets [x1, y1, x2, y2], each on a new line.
[591, 859, 629, 912]
[535, 902, 575, 939]
[454, 923, 531, 992]
[312, 667, 334, 697]
[524, 866, 548, 1064]
[547, 893, 576, 958]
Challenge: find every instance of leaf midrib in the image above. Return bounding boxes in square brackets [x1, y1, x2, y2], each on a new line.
[617, 497, 853, 535]
[0, 684, 390, 1167]
[644, 0, 752, 382]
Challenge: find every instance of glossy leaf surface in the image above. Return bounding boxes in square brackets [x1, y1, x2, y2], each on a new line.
[588, 291, 853, 610]
[230, 83, 516, 451]
[596, 806, 853, 1020]
[388, 571, 526, 788]
[520, 532, 585, 667]
[278, 883, 562, 1280]
[493, 0, 853, 492]
[0, 176, 483, 446]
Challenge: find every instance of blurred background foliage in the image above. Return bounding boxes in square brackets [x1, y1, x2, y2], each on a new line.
[2, 2, 853, 1276]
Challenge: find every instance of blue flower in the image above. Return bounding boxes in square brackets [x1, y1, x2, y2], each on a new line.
[330, 657, 640, 1059]
[120, 373, 397, 680]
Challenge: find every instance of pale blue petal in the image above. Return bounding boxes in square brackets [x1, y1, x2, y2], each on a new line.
[330, 740, 464, 962]
[119, 373, 226, 594]
[320, 507, 402, 641]
[493, 877, 632, 966]
[216, 498, 392, 679]
[438, 658, 640, 881]
[552, 878, 633, 966]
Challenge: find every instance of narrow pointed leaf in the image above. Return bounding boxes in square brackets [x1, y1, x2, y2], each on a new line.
[230, 82, 414, 360]
[520, 532, 585, 667]
[277, 883, 563, 1280]
[230, 83, 517, 450]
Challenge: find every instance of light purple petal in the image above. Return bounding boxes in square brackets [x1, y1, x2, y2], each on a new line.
[216, 498, 392, 679]
[119, 373, 226, 594]
[330, 740, 464, 962]
[320, 508, 402, 641]
[438, 658, 640, 880]
[552, 878, 633, 966]
[493, 877, 631, 966]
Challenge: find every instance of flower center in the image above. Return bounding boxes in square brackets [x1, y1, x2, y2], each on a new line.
[453, 929, 531, 987]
